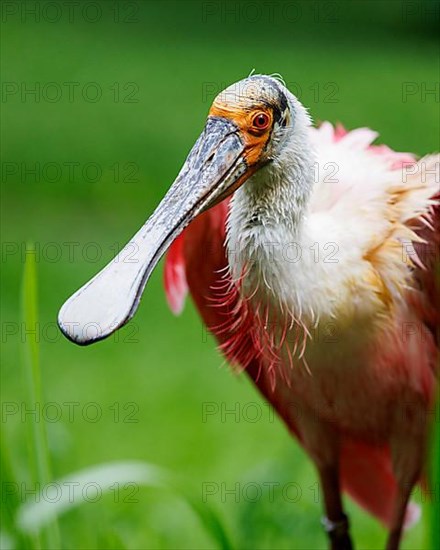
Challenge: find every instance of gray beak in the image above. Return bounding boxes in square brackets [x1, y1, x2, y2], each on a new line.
[58, 117, 249, 345]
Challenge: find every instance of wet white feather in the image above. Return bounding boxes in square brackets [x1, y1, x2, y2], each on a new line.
[227, 83, 439, 325]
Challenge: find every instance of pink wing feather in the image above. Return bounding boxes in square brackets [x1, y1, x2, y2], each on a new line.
[164, 233, 188, 315]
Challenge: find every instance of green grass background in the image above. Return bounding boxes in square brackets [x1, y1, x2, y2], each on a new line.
[1, 1, 439, 548]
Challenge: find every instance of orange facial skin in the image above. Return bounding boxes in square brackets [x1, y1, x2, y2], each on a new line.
[209, 102, 273, 167]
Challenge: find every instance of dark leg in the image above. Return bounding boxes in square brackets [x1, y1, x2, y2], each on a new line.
[385, 481, 414, 550]
[318, 465, 354, 550]
[386, 397, 426, 550]
[288, 406, 354, 550]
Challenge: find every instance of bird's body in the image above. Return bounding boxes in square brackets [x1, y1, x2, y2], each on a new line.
[165, 110, 439, 542]
[59, 75, 439, 549]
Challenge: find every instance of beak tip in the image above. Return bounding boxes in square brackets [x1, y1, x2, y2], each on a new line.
[57, 315, 94, 346]
[57, 294, 124, 346]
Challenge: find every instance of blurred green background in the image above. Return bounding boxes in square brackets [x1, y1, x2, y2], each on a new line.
[1, 1, 439, 548]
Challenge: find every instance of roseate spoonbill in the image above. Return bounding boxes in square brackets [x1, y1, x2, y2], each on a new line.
[58, 75, 439, 550]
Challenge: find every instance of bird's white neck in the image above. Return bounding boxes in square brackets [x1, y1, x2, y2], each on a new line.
[226, 115, 316, 310]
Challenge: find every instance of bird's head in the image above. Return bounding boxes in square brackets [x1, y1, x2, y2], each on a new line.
[208, 75, 293, 174]
[58, 75, 301, 344]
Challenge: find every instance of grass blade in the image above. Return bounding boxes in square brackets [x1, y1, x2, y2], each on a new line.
[21, 244, 60, 549]
[430, 394, 439, 550]
[0, 425, 32, 550]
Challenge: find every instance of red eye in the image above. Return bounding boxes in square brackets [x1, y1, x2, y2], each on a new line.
[252, 112, 270, 130]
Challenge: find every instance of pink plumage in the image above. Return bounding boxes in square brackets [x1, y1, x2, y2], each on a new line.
[164, 122, 439, 537]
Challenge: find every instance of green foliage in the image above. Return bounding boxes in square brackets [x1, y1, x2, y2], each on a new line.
[429, 395, 440, 550]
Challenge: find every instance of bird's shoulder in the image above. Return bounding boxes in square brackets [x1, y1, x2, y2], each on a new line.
[307, 122, 439, 331]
